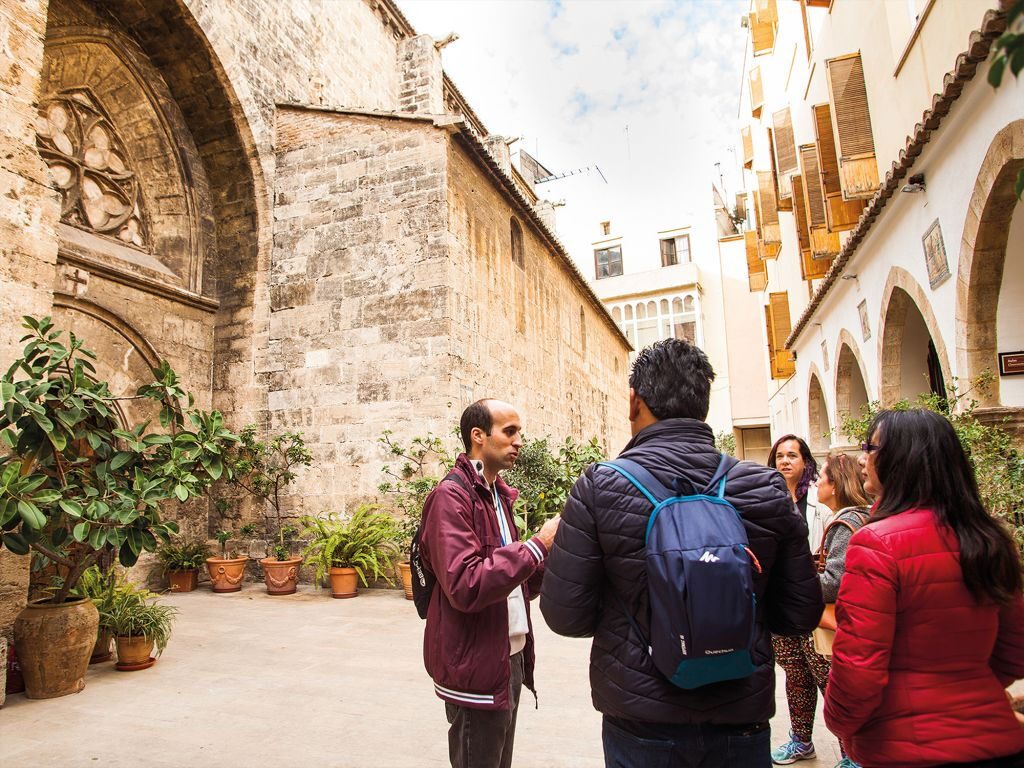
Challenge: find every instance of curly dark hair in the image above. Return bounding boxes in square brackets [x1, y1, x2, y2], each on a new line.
[628, 339, 715, 421]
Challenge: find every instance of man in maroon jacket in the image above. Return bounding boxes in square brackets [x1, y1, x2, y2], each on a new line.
[420, 399, 560, 768]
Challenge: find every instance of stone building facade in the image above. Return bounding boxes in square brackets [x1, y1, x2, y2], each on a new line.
[0, 0, 631, 637]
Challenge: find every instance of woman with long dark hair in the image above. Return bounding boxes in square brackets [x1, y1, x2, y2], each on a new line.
[767, 435, 831, 765]
[825, 409, 1024, 768]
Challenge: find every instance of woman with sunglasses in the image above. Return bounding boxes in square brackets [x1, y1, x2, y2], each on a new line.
[825, 409, 1024, 768]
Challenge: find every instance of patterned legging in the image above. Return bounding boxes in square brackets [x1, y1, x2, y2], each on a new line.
[772, 633, 846, 755]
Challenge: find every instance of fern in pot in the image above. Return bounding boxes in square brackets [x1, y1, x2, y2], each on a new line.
[299, 505, 400, 599]
[105, 583, 177, 671]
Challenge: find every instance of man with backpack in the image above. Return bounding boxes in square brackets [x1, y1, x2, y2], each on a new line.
[540, 340, 823, 767]
[419, 398, 560, 768]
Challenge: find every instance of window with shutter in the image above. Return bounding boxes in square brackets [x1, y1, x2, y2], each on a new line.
[812, 103, 866, 231]
[772, 109, 797, 205]
[798, 143, 842, 261]
[745, 231, 767, 292]
[749, 66, 764, 118]
[741, 125, 754, 169]
[750, 12, 775, 56]
[765, 292, 796, 379]
[791, 174, 811, 256]
[825, 54, 879, 199]
[767, 128, 791, 210]
[735, 193, 747, 226]
[756, 170, 781, 258]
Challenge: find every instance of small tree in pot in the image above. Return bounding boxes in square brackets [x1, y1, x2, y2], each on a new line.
[225, 426, 312, 595]
[0, 316, 236, 697]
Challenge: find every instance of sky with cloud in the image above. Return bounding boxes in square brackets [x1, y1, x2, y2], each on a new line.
[398, 0, 750, 269]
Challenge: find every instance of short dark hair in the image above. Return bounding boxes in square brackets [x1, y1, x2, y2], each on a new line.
[460, 399, 494, 453]
[868, 408, 1022, 605]
[628, 339, 715, 421]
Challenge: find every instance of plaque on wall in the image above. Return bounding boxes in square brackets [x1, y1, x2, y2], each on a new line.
[922, 219, 951, 288]
[999, 351, 1024, 376]
[858, 299, 871, 341]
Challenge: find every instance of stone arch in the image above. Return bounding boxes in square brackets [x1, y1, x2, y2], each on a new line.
[877, 266, 952, 406]
[956, 119, 1024, 407]
[834, 329, 871, 439]
[806, 363, 831, 455]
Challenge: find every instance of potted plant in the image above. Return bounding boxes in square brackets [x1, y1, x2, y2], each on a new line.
[103, 582, 177, 671]
[0, 316, 236, 698]
[226, 427, 312, 595]
[377, 430, 455, 599]
[205, 522, 255, 593]
[157, 540, 211, 592]
[74, 565, 118, 664]
[299, 505, 400, 598]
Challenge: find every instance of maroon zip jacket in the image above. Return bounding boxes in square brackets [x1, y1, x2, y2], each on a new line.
[420, 453, 547, 710]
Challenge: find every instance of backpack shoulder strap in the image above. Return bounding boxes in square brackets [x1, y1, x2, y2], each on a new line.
[442, 472, 472, 494]
[596, 458, 672, 505]
[701, 453, 739, 498]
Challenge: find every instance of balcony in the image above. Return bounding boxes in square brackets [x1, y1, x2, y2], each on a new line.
[591, 261, 701, 302]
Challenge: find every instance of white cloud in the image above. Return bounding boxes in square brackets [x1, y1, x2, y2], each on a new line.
[398, 0, 749, 266]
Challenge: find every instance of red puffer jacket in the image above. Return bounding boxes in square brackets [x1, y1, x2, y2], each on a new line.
[824, 508, 1024, 767]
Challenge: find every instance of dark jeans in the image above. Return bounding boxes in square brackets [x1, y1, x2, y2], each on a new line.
[602, 716, 771, 768]
[444, 652, 524, 768]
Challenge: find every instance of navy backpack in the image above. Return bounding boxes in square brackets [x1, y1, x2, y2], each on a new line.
[598, 453, 760, 689]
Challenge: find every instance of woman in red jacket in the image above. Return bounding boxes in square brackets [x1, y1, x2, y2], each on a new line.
[824, 409, 1024, 768]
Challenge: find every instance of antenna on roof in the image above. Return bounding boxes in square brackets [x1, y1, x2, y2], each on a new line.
[534, 166, 607, 184]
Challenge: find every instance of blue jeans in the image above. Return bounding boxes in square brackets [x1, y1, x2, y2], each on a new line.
[602, 716, 771, 768]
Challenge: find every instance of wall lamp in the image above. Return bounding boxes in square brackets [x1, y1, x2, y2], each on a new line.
[901, 172, 926, 193]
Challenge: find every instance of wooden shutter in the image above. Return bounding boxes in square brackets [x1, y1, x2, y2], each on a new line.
[791, 175, 811, 256]
[741, 125, 754, 169]
[765, 292, 796, 379]
[750, 13, 775, 56]
[755, 0, 778, 23]
[756, 170, 781, 258]
[795, 176, 832, 281]
[771, 111, 796, 207]
[825, 54, 879, 199]
[812, 103, 866, 231]
[745, 231, 767, 292]
[749, 66, 764, 118]
[735, 192, 747, 224]
[799, 143, 841, 262]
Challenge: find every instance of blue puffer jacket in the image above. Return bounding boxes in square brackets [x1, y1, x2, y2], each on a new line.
[540, 418, 823, 725]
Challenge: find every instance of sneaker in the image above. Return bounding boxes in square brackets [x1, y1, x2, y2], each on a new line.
[835, 760, 861, 768]
[771, 732, 816, 764]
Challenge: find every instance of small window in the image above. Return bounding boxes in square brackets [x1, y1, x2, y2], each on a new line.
[611, 306, 622, 322]
[684, 295, 695, 313]
[677, 234, 691, 264]
[594, 245, 623, 279]
[660, 238, 677, 267]
[510, 218, 524, 269]
[600, 221, 611, 236]
[624, 304, 633, 321]
[659, 299, 669, 314]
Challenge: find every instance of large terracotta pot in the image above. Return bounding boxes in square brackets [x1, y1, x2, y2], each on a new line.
[329, 567, 359, 599]
[397, 561, 413, 600]
[205, 556, 248, 593]
[167, 569, 198, 593]
[259, 557, 302, 595]
[115, 635, 154, 669]
[13, 597, 98, 699]
[90, 629, 113, 664]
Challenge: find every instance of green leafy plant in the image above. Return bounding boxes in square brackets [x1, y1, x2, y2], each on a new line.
[989, 0, 1024, 199]
[103, 582, 178, 656]
[376, 430, 457, 553]
[504, 435, 605, 539]
[74, 564, 119, 618]
[715, 430, 738, 457]
[225, 426, 312, 561]
[839, 371, 1023, 554]
[0, 316, 238, 604]
[157, 540, 210, 573]
[299, 505, 400, 587]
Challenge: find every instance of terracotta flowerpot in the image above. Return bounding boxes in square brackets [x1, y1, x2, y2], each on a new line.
[115, 635, 155, 669]
[13, 597, 98, 699]
[205, 556, 248, 593]
[167, 569, 198, 593]
[90, 629, 113, 664]
[259, 557, 302, 595]
[329, 567, 359, 599]
[397, 561, 413, 600]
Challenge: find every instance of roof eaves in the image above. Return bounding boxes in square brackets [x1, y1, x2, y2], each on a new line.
[785, 7, 1007, 349]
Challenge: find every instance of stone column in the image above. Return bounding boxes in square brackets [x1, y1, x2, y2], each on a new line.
[398, 34, 444, 115]
[0, 0, 60, 641]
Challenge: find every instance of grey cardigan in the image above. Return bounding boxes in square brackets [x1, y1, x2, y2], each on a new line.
[818, 506, 871, 603]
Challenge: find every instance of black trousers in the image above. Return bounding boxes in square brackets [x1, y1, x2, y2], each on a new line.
[444, 652, 524, 768]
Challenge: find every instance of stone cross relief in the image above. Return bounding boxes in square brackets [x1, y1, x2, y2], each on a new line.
[58, 265, 90, 298]
[35, 88, 148, 250]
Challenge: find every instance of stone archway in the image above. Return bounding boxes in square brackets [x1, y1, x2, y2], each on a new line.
[834, 330, 871, 440]
[956, 119, 1024, 410]
[807, 365, 832, 456]
[878, 267, 952, 406]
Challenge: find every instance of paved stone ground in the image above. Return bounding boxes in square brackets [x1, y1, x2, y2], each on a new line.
[0, 585, 841, 767]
